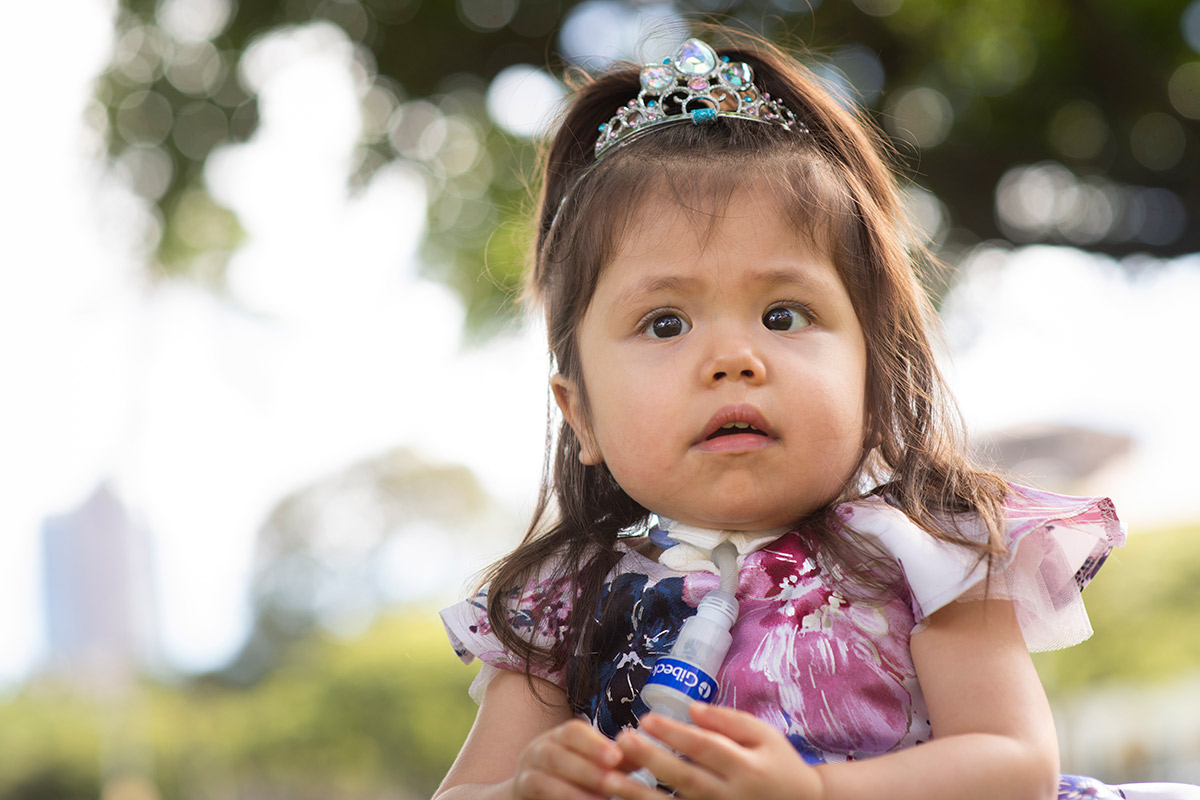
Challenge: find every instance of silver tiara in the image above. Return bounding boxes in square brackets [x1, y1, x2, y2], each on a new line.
[593, 38, 804, 159]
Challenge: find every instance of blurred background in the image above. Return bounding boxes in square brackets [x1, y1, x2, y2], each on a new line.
[2, 0, 1199, 797]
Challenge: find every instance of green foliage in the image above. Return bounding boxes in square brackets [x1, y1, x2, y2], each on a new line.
[149, 610, 480, 799]
[3, 532, 1200, 798]
[0, 610, 479, 800]
[1035, 522, 1200, 695]
[102, 0, 1200, 335]
[0, 687, 101, 799]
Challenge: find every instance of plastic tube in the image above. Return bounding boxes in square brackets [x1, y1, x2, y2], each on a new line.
[623, 541, 740, 790]
[711, 540, 739, 595]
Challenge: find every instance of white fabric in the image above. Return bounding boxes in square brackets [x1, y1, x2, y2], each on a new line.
[837, 489, 1125, 652]
[654, 517, 791, 574]
[468, 662, 502, 704]
[839, 499, 988, 619]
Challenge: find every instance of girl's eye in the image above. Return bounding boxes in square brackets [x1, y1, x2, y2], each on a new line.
[763, 304, 812, 332]
[643, 312, 691, 339]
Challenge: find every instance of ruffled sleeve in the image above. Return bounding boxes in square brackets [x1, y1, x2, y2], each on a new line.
[837, 483, 1125, 652]
[439, 566, 577, 700]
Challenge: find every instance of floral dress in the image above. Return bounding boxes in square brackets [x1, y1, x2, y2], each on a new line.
[441, 485, 1187, 799]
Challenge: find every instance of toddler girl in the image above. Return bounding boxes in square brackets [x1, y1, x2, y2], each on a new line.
[434, 31, 1196, 800]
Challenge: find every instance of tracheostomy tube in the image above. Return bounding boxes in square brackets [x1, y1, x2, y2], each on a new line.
[625, 540, 740, 789]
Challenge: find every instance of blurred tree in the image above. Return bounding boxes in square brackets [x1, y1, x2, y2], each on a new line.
[0, 612, 479, 800]
[0, 542, 1195, 800]
[216, 445, 496, 685]
[98, 0, 1200, 329]
[1034, 519, 1200, 693]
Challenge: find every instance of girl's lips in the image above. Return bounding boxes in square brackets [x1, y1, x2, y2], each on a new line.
[694, 432, 776, 453]
[694, 405, 776, 453]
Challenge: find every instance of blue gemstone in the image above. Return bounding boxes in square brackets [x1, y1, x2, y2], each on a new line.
[721, 61, 753, 88]
[690, 107, 718, 125]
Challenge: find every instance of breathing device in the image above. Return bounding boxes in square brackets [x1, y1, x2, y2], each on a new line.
[623, 538, 741, 790]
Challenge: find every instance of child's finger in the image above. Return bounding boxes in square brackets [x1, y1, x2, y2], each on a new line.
[613, 728, 722, 798]
[513, 768, 614, 800]
[636, 713, 745, 777]
[687, 702, 778, 748]
[554, 719, 624, 768]
[515, 721, 624, 799]
[601, 765, 673, 800]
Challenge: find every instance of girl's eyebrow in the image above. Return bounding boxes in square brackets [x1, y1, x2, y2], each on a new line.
[608, 266, 841, 310]
[607, 274, 701, 310]
[750, 267, 842, 295]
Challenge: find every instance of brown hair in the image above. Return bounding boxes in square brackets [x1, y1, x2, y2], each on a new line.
[482, 29, 1009, 711]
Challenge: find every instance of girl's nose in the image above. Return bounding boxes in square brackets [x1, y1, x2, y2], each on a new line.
[708, 341, 766, 384]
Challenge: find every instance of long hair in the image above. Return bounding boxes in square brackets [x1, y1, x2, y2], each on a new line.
[481, 29, 1009, 712]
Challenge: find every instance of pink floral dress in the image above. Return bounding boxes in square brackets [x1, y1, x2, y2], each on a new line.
[442, 485, 1188, 798]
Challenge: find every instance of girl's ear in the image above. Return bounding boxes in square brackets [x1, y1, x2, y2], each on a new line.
[551, 374, 604, 466]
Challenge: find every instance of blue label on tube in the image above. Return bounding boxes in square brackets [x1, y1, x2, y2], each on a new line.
[645, 657, 717, 702]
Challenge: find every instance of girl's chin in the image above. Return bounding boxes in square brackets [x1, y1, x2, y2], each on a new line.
[650, 509, 806, 532]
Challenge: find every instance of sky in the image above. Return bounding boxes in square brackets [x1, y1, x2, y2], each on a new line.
[2, 0, 1199, 689]
[0, 0, 551, 685]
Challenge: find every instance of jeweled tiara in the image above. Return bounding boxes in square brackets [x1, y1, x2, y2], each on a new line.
[593, 38, 804, 160]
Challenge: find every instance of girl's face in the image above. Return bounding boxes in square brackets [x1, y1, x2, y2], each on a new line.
[553, 188, 869, 531]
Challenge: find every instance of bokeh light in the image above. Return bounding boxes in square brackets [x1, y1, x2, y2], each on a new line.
[173, 100, 228, 159]
[768, 0, 821, 11]
[458, 0, 519, 32]
[155, 0, 234, 43]
[1049, 101, 1110, 162]
[886, 86, 954, 149]
[822, 44, 885, 108]
[486, 64, 566, 139]
[389, 99, 446, 162]
[1130, 112, 1188, 173]
[314, 0, 374, 42]
[995, 162, 1186, 247]
[112, 23, 167, 85]
[853, 0, 903, 17]
[1168, 62, 1200, 119]
[959, 27, 1036, 96]
[903, 183, 949, 247]
[114, 144, 175, 200]
[163, 40, 227, 96]
[1183, 0, 1200, 54]
[116, 90, 175, 146]
[558, 0, 685, 69]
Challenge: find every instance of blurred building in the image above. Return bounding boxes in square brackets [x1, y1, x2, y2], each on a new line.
[973, 423, 1134, 497]
[40, 482, 159, 688]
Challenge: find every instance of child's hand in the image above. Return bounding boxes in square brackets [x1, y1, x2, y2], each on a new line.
[511, 719, 626, 800]
[605, 705, 824, 800]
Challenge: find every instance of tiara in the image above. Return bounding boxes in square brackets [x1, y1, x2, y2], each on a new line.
[593, 38, 804, 159]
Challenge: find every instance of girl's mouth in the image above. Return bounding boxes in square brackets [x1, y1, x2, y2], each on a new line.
[696, 406, 776, 452]
[706, 421, 768, 440]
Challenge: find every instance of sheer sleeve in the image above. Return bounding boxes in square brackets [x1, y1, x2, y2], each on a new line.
[837, 483, 1126, 652]
[439, 568, 577, 698]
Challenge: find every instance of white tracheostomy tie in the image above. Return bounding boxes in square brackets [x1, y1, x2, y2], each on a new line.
[653, 518, 790, 574]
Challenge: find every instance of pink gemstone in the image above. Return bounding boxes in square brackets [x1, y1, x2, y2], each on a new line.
[688, 77, 709, 91]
